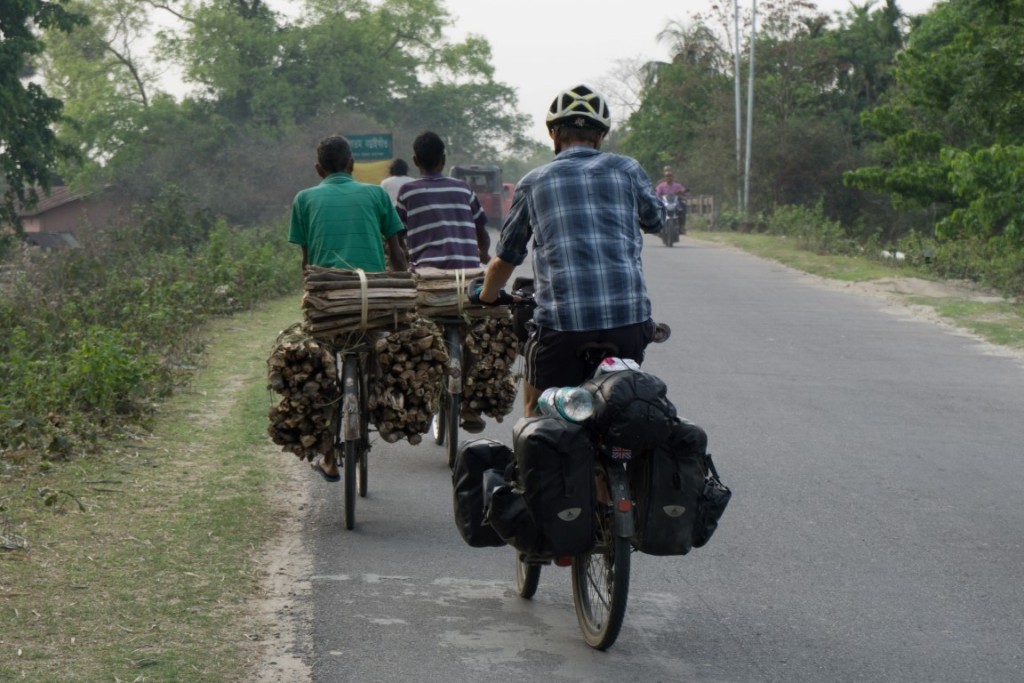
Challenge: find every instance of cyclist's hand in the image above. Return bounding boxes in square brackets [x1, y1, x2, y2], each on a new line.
[467, 276, 515, 306]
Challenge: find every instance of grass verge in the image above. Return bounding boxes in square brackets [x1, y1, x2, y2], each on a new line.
[0, 295, 302, 682]
[693, 229, 1024, 352]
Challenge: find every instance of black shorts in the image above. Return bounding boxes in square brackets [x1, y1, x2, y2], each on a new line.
[522, 319, 656, 390]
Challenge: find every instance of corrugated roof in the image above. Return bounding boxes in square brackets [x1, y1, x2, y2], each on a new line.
[18, 186, 87, 217]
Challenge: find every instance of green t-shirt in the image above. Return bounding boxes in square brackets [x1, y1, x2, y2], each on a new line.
[288, 173, 404, 272]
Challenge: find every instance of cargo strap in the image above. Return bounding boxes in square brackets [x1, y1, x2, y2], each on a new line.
[455, 268, 466, 316]
[356, 268, 368, 332]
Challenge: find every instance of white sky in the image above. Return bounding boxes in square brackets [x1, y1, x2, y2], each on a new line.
[438, 0, 939, 145]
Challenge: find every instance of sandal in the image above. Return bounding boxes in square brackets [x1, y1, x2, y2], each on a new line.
[311, 455, 340, 483]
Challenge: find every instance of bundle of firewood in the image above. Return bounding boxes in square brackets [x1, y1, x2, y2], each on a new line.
[302, 266, 416, 340]
[463, 315, 520, 421]
[266, 328, 339, 461]
[413, 266, 508, 318]
[369, 319, 448, 445]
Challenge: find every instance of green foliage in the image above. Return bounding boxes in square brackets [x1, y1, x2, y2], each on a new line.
[0, 191, 298, 452]
[848, 0, 1024, 213]
[929, 235, 1024, 296]
[940, 144, 1024, 245]
[43, 0, 530, 225]
[623, 0, 907, 226]
[0, 0, 87, 227]
[60, 324, 153, 416]
[766, 202, 858, 255]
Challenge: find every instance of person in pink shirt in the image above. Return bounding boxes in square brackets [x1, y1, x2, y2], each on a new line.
[655, 165, 689, 234]
[655, 165, 688, 200]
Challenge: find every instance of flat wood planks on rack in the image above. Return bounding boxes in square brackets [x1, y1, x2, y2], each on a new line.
[301, 266, 416, 339]
[413, 266, 509, 318]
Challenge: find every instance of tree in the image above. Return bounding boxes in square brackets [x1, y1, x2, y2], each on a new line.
[39, 0, 161, 187]
[620, 20, 732, 180]
[0, 0, 86, 229]
[846, 0, 1024, 219]
[36, 0, 530, 227]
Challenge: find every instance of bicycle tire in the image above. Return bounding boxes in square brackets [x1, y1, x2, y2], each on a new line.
[431, 400, 446, 445]
[515, 552, 541, 599]
[445, 324, 462, 469]
[571, 495, 631, 649]
[358, 360, 369, 498]
[341, 355, 360, 530]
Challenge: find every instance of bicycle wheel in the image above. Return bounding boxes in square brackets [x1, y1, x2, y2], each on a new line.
[515, 552, 541, 599]
[444, 324, 462, 469]
[431, 399, 447, 445]
[571, 493, 631, 649]
[341, 355, 360, 530]
[357, 360, 369, 498]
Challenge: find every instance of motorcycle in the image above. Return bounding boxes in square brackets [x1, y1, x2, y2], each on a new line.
[660, 195, 686, 247]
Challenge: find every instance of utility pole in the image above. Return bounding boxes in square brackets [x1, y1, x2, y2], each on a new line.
[743, 0, 757, 216]
[734, 0, 743, 212]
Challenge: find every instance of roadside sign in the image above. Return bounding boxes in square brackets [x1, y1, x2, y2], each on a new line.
[348, 134, 392, 161]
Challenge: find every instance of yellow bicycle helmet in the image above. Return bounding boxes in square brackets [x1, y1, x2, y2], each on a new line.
[545, 84, 611, 132]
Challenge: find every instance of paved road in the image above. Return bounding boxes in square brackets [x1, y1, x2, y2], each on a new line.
[299, 235, 1024, 682]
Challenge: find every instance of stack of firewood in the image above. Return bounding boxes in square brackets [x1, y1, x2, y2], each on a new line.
[266, 328, 339, 461]
[302, 266, 416, 340]
[369, 319, 448, 445]
[413, 266, 507, 318]
[463, 315, 520, 421]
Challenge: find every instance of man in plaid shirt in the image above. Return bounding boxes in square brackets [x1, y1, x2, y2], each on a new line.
[477, 84, 663, 415]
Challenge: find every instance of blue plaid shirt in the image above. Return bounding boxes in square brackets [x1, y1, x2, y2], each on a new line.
[496, 146, 663, 331]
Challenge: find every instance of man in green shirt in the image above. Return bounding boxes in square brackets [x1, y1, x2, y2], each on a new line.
[289, 135, 407, 482]
[289, 135, 408, 273]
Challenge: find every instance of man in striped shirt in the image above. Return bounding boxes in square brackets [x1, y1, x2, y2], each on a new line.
[395, 131, 490, 270]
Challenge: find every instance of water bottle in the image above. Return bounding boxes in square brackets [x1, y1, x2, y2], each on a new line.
[536, 387, 561, 418]
[537, 386, 593, 422]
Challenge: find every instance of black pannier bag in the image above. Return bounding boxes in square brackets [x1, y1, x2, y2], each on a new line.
[452, 438, 514, 547]
[581, 370, 677, 452]
[629, 418, 707, 555]
[512, 416, 597, 556]
[484, 482, 541, 553]
[692, 452, 732, 548]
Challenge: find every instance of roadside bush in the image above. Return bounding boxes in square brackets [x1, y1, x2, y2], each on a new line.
[0, 193, 298, 454]
[713, 209, 743, 232]
[929, 236, 1024, 297]
[767, 202, 857, 255]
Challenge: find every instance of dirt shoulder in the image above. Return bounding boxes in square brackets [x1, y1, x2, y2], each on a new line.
[250, 455, 312, 683]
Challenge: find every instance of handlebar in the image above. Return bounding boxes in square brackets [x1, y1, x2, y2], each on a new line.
[466, 275, 533, 308]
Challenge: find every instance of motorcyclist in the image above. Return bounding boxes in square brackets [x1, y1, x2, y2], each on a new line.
[655, 165, 689, 233]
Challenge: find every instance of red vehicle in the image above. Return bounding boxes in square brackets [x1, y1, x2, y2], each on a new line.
[451, 164, 513, 226]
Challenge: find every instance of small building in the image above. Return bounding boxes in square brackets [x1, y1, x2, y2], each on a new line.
[12, 185, 119, 248]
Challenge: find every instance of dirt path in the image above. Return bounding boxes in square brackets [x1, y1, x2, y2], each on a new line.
[251, 455, 312, 683]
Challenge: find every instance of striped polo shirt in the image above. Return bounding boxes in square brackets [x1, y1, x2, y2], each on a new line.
[396, 173, 487, 270]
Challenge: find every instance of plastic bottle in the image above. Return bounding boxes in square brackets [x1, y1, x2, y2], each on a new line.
[536, 387, 561, 418]
[537, 386, 594, 422]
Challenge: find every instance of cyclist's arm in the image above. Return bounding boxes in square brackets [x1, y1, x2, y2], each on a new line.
[638, 177, 665, 234]
[479, 256, 516, 304]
